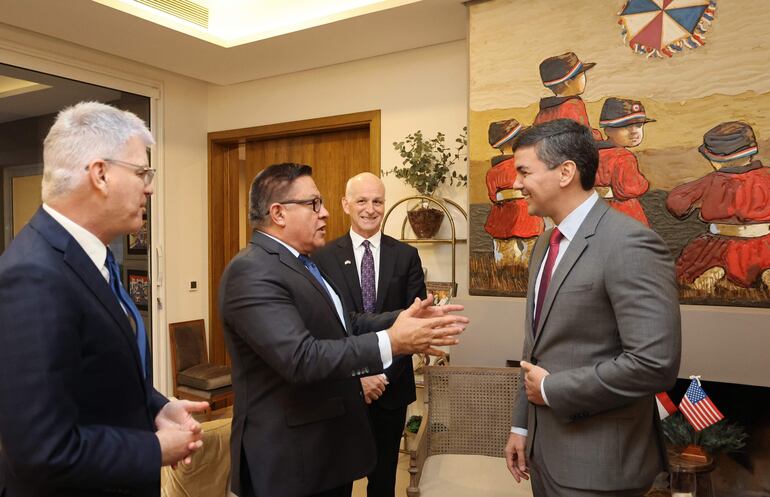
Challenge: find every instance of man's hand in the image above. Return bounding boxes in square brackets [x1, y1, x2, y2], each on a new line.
[504, 432, 529, 482]
[387, 298, 469, 356]
[360, 374, 388, 404]
[411, 293, 465, 319]
[155, 400, 209, 466]
[155, 400, 210, 432]
[156, 426, 204, 467]
[521, 360, 549, 406]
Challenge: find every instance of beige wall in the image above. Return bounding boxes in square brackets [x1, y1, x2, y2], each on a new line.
[208, 40, 471, 293]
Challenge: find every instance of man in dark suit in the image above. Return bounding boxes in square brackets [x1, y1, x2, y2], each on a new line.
[503, 119, 681, 496]
[219, 163, 467, 497]
[313, 173, 425, 497]
[0, 102, 208, 497]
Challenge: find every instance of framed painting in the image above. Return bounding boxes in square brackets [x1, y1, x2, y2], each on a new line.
[125, 269, 149, 311]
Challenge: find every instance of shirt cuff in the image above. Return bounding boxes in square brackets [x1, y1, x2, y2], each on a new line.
[540, 377, 550, 406]
[510, 427, 528, 436]
[376, 330, 393, 369]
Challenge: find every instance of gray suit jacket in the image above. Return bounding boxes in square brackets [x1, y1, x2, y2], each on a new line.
[219, 231, 400, 497]
[511, 199, 681, 491]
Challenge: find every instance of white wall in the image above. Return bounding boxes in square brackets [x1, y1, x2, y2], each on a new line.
[208, 40, 470, 293]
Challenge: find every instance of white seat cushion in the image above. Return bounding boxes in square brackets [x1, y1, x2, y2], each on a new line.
[419, 454, 533, 497]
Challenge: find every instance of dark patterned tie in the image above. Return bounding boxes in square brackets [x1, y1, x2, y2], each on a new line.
[298, 254, 332, 301]
[105, 248, 148, 378]
[533, 228, 563, 334]
[361, 240, 376, 313]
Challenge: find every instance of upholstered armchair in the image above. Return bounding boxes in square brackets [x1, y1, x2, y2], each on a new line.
[169, 320, 233, 410]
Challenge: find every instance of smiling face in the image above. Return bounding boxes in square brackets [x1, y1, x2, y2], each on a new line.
[513, 145, 565, 220]
[342, 173, 385, 239]
[605, 123, 645, 148]
[278, 175, 329, 254]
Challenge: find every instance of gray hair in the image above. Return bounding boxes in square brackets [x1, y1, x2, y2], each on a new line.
[41, 101, 154, 201]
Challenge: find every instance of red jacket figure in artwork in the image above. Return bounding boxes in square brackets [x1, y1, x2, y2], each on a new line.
[484, 119, 543, 265]
[534, 52, 602, 141]
[595, 97, 655, 226]
[666, 121, 770, 288]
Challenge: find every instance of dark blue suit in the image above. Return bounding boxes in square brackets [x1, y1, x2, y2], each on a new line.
[0, 208, 167, 497]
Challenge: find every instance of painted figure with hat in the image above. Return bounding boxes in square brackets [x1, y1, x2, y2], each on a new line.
[533, 52, 602, 140]
[666, 121, 770, 293]
[595, 97, 654, 226]
[484, 119, 544, 266]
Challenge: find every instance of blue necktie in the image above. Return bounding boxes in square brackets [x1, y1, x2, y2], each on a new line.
[106, 249, 148, 378]
[298, 254, 332, 300]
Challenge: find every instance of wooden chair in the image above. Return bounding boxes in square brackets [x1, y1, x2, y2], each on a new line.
[407, 366, 532, 497]
[169, 319, 233, 410]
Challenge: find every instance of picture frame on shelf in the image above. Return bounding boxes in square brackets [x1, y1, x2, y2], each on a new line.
[425, 281, 456, 304]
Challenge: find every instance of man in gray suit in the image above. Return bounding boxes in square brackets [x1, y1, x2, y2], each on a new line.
[504, 119, 681, 496]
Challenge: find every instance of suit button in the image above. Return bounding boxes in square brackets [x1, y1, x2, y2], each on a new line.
[530, 357, 538, 365]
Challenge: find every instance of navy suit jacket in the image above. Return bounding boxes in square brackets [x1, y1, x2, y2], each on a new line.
[0, 208, 167, 497]
[313, 233, 426, 409]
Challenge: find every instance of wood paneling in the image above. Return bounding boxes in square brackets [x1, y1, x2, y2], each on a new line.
[208, 110, 380, 365]
[242, 127, 370, 243]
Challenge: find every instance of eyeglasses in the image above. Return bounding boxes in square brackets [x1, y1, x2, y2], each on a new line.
[277, 197, 324, 213]
[86, 158, 156, 185]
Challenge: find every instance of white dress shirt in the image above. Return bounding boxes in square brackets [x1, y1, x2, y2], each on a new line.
[258, 231, 392, 369]
[349, 229, 381, 292]
[511, 191, 598, 436]
[43, 203, 109, 282]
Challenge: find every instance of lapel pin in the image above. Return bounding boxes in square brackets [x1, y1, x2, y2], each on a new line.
[344, 260, 352, 265]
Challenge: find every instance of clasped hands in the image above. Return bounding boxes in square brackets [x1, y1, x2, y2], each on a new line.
[521, 360, 549, 406]
[154, 399, 210, 468]
[387, 294, 469, 357]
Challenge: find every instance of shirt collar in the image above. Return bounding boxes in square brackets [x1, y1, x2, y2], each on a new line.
[349, 229, 381, 249]
[43, 203, 107, 271]
[257, 230, 301, 257]
[556, 191, 599, 242]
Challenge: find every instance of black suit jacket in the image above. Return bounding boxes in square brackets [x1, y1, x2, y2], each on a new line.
[313, 233, 426, 409]
[219, 231, 400, 497]
[0, 208, 167, 497]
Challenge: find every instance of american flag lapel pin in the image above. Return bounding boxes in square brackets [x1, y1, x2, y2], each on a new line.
[344, 260, 352, 265]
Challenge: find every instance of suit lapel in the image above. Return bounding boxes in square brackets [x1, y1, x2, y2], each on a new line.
[375, 236, 396, 313]
[253, 232, 347, 331]
[526, 233, 549, 338]
[30, 208, 147, 383]
[533, 200, 609, 345]
[336, 235, 364, 312]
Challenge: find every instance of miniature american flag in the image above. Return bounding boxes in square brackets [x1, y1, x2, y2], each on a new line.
[679, 378, 724, 431]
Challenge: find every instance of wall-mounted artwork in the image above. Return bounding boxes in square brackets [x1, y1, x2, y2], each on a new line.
[468, 0, 770, 307]
[126, 269, 149, 311]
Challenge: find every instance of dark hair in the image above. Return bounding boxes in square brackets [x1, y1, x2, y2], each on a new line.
[513, 119, 598, 190]
[248, 163, 313, 226]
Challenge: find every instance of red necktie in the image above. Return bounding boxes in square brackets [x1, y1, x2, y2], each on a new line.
[533, 228, 563, 333]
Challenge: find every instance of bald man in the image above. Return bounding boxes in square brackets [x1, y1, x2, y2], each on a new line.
[313, 173, 426, 497]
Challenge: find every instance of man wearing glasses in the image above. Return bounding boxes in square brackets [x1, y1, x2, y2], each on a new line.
[0, 101, 207, 497]
[219, 163, 468, 497]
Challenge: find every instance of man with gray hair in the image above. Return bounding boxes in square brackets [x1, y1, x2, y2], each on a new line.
[0, 101, 208, 497]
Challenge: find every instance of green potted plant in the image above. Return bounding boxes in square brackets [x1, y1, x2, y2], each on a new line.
[404, 414, 423, 451]
[386, 128, 467, 238]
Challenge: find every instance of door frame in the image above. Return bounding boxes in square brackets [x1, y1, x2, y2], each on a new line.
[207, 110, 381, 364]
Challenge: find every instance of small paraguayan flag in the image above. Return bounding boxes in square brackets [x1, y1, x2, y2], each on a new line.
[679, 377, 724, 431]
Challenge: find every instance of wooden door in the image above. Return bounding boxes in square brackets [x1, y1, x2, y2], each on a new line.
[241, 127, 370, 246]
[209, 110, 380, 365]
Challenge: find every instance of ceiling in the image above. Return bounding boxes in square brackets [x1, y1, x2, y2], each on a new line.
[0, 0, 467, 86]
